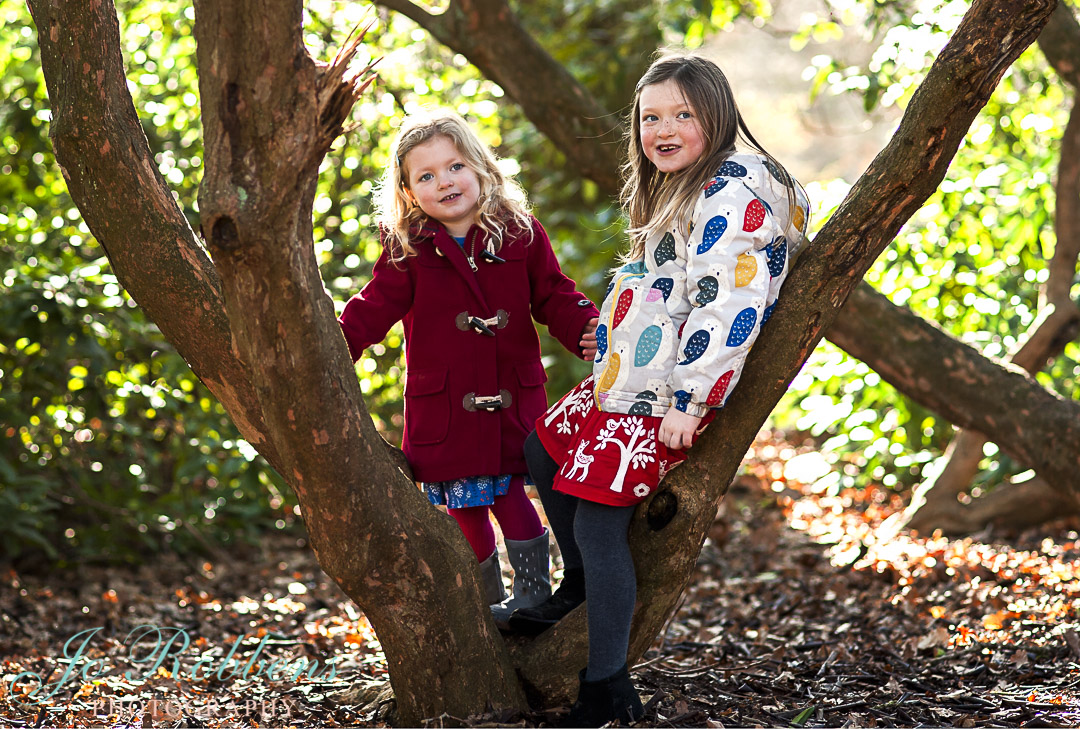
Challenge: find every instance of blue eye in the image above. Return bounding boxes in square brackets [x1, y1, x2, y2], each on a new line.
[451, 163, 465, 171]
[418, 172, 433, 182]
[677, 111, 693, 119]
[642, 114, 658, 123]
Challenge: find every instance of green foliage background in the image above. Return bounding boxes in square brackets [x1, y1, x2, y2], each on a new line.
[785, 3, 1078, 494]
[3, 0, 1077, 566]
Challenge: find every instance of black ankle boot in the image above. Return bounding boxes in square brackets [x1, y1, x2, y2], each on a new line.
[507, 567, 585, 635]
[564, 664, 644, 727]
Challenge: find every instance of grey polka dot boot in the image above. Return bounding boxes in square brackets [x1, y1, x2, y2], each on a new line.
[490, 528, 552, 630]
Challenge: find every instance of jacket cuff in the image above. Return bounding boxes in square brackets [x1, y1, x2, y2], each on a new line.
[552, 300, 600, 358]
[681, 401, 710, 419]
[338, 317, 365, 362]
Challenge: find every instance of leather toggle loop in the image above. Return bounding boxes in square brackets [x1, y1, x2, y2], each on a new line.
[455, 310, 509, 336]
[463, 390, 513, 412]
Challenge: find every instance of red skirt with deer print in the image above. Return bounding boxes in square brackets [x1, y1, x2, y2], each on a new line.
[535, 375, 714, 507]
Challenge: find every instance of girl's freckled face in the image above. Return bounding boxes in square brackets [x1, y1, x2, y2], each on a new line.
[403, 135, 482, 238]
[639, 80, 706, 174]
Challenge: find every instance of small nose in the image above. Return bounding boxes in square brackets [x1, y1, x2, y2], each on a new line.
[658, 119, 675, 136]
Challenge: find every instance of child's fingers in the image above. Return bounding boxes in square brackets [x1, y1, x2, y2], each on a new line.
[680, 428, 694, 449]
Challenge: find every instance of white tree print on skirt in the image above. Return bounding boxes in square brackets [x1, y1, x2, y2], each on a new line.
[594, 416, 657, 493]
[542, 380, 594, 435]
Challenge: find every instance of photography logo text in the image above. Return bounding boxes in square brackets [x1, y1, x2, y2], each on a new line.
[7, 623, 338, 708]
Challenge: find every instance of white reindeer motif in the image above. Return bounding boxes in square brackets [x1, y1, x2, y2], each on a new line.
[563, 439, 595, 482]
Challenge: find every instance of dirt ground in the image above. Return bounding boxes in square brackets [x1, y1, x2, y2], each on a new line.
[2, 431, 1079, 727]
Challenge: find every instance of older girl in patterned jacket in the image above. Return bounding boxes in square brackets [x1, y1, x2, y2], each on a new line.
[508, 54, 810, 726]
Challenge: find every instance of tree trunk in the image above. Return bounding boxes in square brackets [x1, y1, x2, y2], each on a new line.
[27, 0, 1059, 719]
[24, 0, 285, 476]
[29, 0, 523, 722]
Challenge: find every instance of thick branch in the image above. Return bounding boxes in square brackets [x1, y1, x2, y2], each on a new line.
[1038, 1, 1080, 89]
[375, 0, 623, 194]
[1049, 94, 1080, 306]
[511, 0, 1059, 698]
[828, 283, 1080, 493]
[25, 0, 284, 474]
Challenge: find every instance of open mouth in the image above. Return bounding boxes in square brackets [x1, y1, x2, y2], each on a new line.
[439, 193, 461, 203]
[657, 144, 680, 154]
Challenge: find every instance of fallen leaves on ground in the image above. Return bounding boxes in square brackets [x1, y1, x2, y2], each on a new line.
[2, 430, 1078, 727]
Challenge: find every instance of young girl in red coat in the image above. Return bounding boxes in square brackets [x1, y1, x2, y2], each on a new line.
[508, 54, 810, 725]
[338, 110, 599, 628]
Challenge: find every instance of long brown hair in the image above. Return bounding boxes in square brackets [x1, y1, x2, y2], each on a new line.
[621, 53, 802, 259]
[376, 110, 532, 259]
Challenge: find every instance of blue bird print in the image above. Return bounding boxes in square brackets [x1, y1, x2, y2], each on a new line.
[763, 158, 785, 183]
[634, 324, 663, 368]
[696, 215, 728, 255]
[595, 323, 609, 361]
[717, 160, 747, 178]
[678, 327, 711, 365]
[604, 281, 615, 299]
[653, 232, 678, 268]
[651, 277, 674, 302]
[704, 177, 728, 198]
[673, 389, 693, 412]
[762, 301, 776, 324]
[766, 237, 787, 277]
[693, 264, 727, 309]
[726, 308, 758, 347]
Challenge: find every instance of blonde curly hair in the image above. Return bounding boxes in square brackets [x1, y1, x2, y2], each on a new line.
[376, 109, 533, 260]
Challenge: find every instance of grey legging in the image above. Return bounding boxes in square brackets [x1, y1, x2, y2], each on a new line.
[524, 431, 636, 680]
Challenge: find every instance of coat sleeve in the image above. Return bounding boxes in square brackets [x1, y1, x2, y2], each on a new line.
[338, 244, 414, 362]
[526, 218, 600, 358]
[668, 178, 787, 417]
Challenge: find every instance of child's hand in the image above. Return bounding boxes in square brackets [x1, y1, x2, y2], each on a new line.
[659, 406, 703, 450]
[579, 317, 599, 361]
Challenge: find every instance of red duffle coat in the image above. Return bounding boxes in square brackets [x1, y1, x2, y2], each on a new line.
[339, 217, 599, 482]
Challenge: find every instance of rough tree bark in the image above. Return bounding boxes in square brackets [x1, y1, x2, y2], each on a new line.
[27, 0, 1058, 720]
[380, 0, 1080, 523]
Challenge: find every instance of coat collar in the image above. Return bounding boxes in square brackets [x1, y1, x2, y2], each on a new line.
[420, 221, 491, 312]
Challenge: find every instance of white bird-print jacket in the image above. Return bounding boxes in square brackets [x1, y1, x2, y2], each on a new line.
[591, 152, 809, 419]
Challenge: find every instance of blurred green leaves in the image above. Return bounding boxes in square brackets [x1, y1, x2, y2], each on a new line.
[781, 10, 1077, 494]
[1, 0, 293, 566]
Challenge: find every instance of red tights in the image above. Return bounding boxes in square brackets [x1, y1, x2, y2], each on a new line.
[447, 476, 544, 562]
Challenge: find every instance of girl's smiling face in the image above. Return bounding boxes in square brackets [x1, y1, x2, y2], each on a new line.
[638, 79, 706, 175]
[403, 135, 482, 237]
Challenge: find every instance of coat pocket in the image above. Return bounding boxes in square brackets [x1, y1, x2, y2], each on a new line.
[404, 366, 450, 445]
[512, 360, 549, 431]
